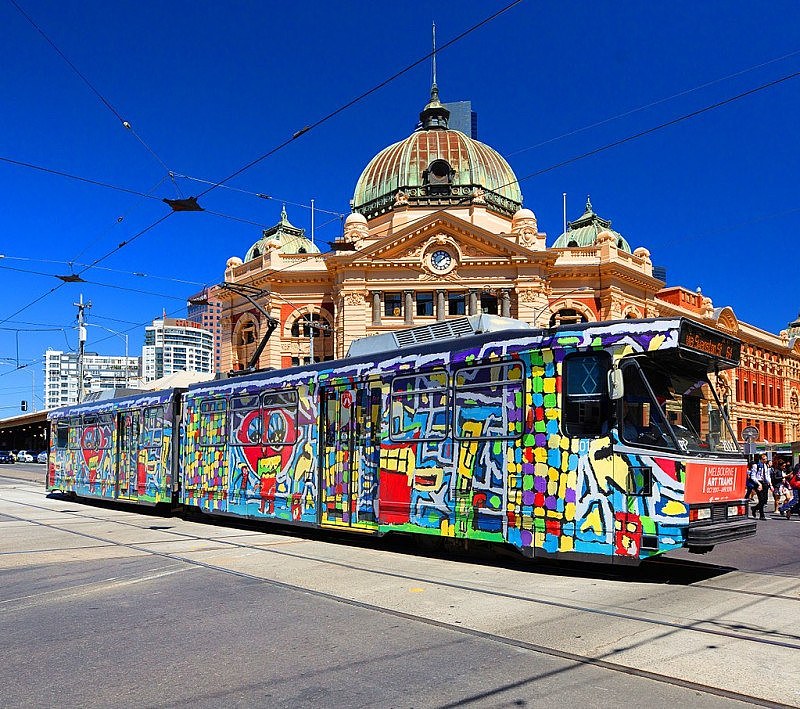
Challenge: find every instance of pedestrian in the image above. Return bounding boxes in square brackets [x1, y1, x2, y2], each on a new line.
[771, 461, 788, 512]
[779, 465, 800, 520]
[749, 454, 773, 520]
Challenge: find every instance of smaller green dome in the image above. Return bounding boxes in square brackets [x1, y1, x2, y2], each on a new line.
[244, 206, 320, 261]
[552, 197, 631, 252]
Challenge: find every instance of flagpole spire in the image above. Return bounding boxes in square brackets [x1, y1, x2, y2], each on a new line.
[432, 21, 437, 92]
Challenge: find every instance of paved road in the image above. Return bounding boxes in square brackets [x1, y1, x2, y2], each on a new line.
[2, 466, 798, 708]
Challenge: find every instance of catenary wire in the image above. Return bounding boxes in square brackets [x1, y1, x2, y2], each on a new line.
[0, 4, 521, 330]
[506, 47, 800, 157]
[7, 0, 174, 175]
[194, 1, 524, 199]
[10, 6, 790, 338]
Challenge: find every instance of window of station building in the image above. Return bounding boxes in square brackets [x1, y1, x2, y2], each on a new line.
[562, 353, 611, 437]
[416, 292, 434, 317]
[390, 370, 448, 441]
[480, 293, 498, 315]
[549, 309, 587, 328]
[384, 292, 403, 318]
[448, 292, 466, 316]
[199, 399, 227, 446]
[142, 406, 165, 448]
[454, 362, 524, 440]
[261, 390, 298, 446]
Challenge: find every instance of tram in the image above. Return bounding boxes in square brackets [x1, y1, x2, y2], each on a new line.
[47, 315, 756, 564]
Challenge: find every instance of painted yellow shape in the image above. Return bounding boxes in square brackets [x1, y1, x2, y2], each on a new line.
[409, 588, 425, 593]
[543, 378, 556, 394]
[589, 440, 630, 493]
[294, 441, 315, 481]
[565, 502, 576, 522]
[534, 448, 547, 463]
[547, 479, 558, 496]
[380, 446, 415, 478]
[662, 499, 688, 516]
[580, 506, 604, 535]
[648, 334, 666, 351]
[534, 530, 546, 546]
[559, 535, 575, 552]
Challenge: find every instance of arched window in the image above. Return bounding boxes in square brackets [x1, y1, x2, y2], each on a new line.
[424, 159, 454, 195]
[549, 309, 587, 328]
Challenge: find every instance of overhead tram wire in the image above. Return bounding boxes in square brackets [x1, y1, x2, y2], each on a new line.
[506, 46, 800, 158]
[0, 3, 522, 327]
[8, 0, 174, 177]
[0, 0, 522, 324]
[194, 1, 524, 200]
[204, 63, 800, 292]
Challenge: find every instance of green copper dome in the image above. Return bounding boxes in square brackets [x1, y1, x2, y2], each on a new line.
[352, 88, 522, 219]
[552, 197, 631, 252]
[244, 206, 320, 261]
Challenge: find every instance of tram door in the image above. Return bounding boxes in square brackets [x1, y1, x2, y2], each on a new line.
[319, 384, 381, 530]
[116, 410, 140, 500]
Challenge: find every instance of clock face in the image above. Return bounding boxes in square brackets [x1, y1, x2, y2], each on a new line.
[430, 249, 453, 272]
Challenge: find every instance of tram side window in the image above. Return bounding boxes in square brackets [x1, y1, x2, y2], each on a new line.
[562, 353, 611, 437]
[454, 362, 524, 440]
[390, 370, 448, 442]
[261, 390, 298, 446]
[80, 415, 106, 450]
[142, 406, 164, 448]
[229, 393, 262, 446]
[199, 399, 227, 447]
[67, 418, 80, 449]
[56, 422, 69, 449]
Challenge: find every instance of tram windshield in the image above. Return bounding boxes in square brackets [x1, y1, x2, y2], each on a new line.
[619, 356, 739, 455]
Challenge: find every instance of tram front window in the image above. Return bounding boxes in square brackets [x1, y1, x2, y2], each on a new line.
[619, 358, 737, 455]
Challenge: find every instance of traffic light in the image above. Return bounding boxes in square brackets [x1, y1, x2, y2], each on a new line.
[20, 400, 27, 412]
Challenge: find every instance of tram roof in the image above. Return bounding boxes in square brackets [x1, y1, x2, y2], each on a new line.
[187, 316, 735, 398]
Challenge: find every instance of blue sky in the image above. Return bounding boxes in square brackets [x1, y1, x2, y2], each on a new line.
[2, 0, 800, 414]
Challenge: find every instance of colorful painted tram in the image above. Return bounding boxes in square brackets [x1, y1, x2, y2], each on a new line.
[47, 316, 756, 564]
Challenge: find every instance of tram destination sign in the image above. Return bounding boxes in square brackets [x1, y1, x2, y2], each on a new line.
[678, 320, 741, 366]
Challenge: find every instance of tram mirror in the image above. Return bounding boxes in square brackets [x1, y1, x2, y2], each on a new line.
[608, 368, 624, 400]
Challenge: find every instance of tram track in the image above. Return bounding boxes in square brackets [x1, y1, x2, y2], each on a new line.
[3, 488, 800, 646]
[1, 488, 795, 708]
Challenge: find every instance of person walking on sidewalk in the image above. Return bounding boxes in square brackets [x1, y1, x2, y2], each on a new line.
[749, 454, 773, 520]
[779, 464, 800, 520]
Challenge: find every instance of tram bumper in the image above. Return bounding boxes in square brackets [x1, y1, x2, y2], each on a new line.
[686, 518, 757, 549]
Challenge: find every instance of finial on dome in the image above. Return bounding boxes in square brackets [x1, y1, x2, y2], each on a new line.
[420, 21, 449, 130]
[431, 21, 438, 98]
[585, 195, 593, 213]
[280, 204, 288, 223]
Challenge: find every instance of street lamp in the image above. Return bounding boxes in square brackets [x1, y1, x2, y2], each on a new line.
[85, 323, 131, 388]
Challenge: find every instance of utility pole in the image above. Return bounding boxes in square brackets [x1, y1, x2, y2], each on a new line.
[74, 294, 91, 403]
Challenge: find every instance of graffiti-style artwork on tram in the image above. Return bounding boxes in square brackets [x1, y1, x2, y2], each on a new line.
[48, 317, 755, 564]
[47, 390, 177, 505]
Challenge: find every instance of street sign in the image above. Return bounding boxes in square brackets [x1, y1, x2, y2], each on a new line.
[741, 425, 759, 442]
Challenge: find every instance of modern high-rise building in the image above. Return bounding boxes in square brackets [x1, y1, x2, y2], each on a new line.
[187, 289, 223, 372]
[141, 318, 214, 382]
[43, 350, 141, 409]
[443, 100, 478, 138]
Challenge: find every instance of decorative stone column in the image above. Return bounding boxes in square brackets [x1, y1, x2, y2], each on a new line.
[371, 291, 381, 326]
[501, 289, 511, 318]
[436, 290, 446, 321]
[468, 289, 479, 316]
[404, 290, 414, 326]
